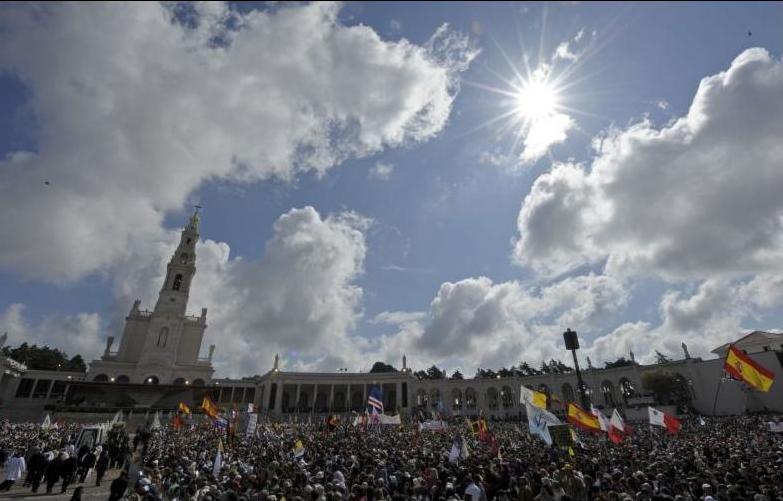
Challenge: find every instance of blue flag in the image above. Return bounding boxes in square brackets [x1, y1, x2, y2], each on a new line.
[526, 402, 561, 445]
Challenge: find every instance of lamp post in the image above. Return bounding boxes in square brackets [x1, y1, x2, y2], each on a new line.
[563, 328, 590, 410]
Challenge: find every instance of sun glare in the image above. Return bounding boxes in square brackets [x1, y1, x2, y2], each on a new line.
[514, 78, 559, 121]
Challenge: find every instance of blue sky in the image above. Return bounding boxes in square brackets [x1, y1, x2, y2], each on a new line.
[1, 2, 782, 377]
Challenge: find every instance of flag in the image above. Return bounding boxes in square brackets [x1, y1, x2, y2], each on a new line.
[151, 411, 161, 430]
[293, 439, 305, 458]
[567, 403, 601, 432]
[202, 396, 219, 419]
[648, 407, 681, 434]
[327, 414, 339, 432]
[172, 414, 184, 430]
[449, 433, 466, 463]
[477, 416, 489, 442]
[520, 386, 548, 409]
[368, 387, 384, 413]
[212, 439, 223, 479]
[110, 410, 123, 426]
[724, 345, 775, 392]
[41, 413, 51, 429]
[608, 409, 625, 444]
[214, 416, 228, 429]
[526, 402, 561, 445]
[178, 402, 191, 414]
[590, 405, 609, 432]
[246, 403, 255, 413]
[698, 416, 706, 426]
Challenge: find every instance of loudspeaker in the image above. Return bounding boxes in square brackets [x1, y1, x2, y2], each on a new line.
[563, 328, 579, 350]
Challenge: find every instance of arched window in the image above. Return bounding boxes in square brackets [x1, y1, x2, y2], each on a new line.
[192, 378, 205, 386]
[172, 274, 183, 291]
[157, 327, 169, 347]
[144, 375, 160, 385]
[180, 253, 188, 264]
[173, 377, 186, 385]
[93, 374, 109, 382]
[116, 375, 130, 384]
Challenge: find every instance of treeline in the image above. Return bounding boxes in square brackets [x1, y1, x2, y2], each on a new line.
[1, 342, 86, 372]
[369, 356, 642, 380]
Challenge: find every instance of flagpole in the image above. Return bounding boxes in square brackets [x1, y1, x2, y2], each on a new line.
[711, 343, 732, 416]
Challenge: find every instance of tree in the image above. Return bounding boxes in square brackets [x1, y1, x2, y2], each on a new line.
[516, 362, 541, 377]
[426, 365, 445, 379]
[475, 368, 497, 379]
[450, 370, 463, 380]
[369, 361, 398, 373]
[641, 370, 691, 405]
[498, 367, 514, 378]
[604, 357, 637, 369]
[3, 342, 85, 372]
[655, 351, 672, 364]
[413, 370, 428, 380]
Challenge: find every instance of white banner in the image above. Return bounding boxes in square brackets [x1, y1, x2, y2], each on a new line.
[419, 419, 448, 431]
[246, 413, 258, 437]
[767, 421, 783, 433]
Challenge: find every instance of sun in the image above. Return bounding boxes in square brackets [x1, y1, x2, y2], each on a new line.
[513, 77, 560, 121]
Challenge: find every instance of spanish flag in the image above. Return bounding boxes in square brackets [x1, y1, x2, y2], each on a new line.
[201, 396, 219, 419]
[567, 403, 601, 432]
[178, 402, 191, 414]
[725, 345, 775, 392]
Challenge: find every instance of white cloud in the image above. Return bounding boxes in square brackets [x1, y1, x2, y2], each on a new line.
[370, 273, 627, 374]
[585, 275, 783, 364]
[105, 206, 372, 377]
[0, 1, 477, 283]
[514, 48, 783, 281]
[520, 112, 575, 164]
[369, 161, 394, 181]
[0, 304, 102, 360]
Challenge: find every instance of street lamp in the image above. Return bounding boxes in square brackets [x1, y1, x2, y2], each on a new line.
[564, 328, 590, 410]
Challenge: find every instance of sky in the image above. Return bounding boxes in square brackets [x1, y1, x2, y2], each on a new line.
[1, 1, 783, 378]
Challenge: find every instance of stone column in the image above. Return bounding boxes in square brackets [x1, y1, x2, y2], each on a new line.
[45, 379, 54, 401]
[29, 379, 38, 399]
[328, 384, 335, 412]
[347, 384, 351, 412]
[295, 384, 301, 412]
[313, 384, 318, 415]
[273, 381, 283, 415]
[396, 381, 403, 411]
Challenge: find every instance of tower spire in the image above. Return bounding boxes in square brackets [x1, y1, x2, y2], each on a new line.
[187, 205, 201, 233]
[153, 209, 200, 315]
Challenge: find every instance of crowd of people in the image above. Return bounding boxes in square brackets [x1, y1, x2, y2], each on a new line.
[2, 413, 782, 501]
[0, 419, 131, 497]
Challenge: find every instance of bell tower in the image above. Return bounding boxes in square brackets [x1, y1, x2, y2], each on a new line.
[153, 207, 200, 316]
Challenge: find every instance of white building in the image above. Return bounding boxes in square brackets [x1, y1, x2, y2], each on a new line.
[88, 209, 214, 386]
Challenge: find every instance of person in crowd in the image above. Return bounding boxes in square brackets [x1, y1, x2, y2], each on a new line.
[95, 448, 110, 486]
[0, 449, 26, 491]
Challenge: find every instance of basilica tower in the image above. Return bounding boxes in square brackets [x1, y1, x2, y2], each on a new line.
[89, 208, 214, 385]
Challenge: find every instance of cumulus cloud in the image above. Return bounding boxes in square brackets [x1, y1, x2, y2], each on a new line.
[586, 275, 783, 364]
[369, 161, 394, 181]
[0, 1, 477, 283]
[510, 48, 783, 365]
[514, 48, 783, 280]
[179, 207, 371, 376]
[370, 273, 627, 374]
[0, 304, 102, 359]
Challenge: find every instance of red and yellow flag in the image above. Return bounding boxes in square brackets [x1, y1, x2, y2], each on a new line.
[725, 346, 774, 392]
[201, 396, 219, 419]
[178, 402, 191, 414]
[567, 403, 601, 432]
